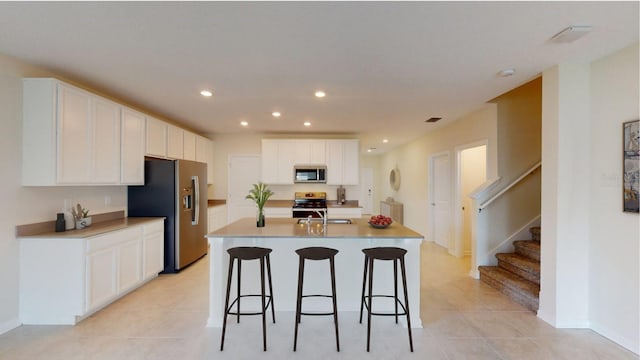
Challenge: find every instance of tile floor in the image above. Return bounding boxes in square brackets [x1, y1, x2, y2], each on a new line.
[1, 242, 637, 359]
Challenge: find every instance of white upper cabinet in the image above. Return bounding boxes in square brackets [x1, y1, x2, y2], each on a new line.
[293, 139, 326, 165]
[167, 124, 184, 159]
[195, 135, 214, 184]
[325, 139, 359, 185]
[120, 108, 145, 185]
[23, 79, 123, 186]
[183, 130, 196, 161]
[145, 117, 168, 158]
[56, 84, 92, 184]
[91, 98, 121, 184]
[261, 139, 295, 184]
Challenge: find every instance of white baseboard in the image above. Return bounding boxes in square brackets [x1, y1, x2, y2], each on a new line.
[468, 269, 480, 279]
[0, 317, 20, 335]
[591, 321, 640, 355]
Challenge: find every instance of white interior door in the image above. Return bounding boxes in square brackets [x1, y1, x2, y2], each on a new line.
[432, 154, 451, 249]
[360, 167, 374, 214]
[460, 145, 487, 255]
[228, 155, 261, 224]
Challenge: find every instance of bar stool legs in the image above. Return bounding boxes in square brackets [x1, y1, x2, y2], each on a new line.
[359, 247, 413, 352]
[220, 247, 275, 352]
[293, 247, 340, 352]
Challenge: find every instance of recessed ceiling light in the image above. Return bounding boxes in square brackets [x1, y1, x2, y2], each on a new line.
[367, 147, 376, 153]
[551, 25, 592, 43]
[200, 90, 213, 97]
[498, 68, 515, 77]
[303, 121, 311, 127]
[272, 112, 281, 118]
[240, 121, 248, 127]
[315, 90, 326, 98]
[382, 139, 389, 143]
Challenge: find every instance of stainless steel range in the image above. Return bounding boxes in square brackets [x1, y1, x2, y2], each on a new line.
[292, 192, 327, 218]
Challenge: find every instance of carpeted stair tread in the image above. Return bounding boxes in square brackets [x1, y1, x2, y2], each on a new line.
[513, 240, 540, 262]
[496, 253, 540, 284]
[478, 266, 539, 311]
[529, 226, 541, 242]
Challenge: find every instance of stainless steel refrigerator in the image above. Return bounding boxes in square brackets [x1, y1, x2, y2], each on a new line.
[128, 158, 208, 273]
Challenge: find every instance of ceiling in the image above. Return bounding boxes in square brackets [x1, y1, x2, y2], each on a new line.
[0, 2, 637, 154]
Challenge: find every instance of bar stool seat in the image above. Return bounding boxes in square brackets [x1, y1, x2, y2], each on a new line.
[220, 246, 275, 352]
[293, 246, 340, 352]
[359, 247, 413, 352]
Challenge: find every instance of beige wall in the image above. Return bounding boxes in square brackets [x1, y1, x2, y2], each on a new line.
[494, 77, 543, 181]
[378, 104, 498, 240]
[0, 54, 128, 332]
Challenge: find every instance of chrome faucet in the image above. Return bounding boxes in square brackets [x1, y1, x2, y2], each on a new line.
[312, 208, 327, 225]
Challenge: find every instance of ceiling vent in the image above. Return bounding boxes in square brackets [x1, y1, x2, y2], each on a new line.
[425, 117, 442, 123]
[551, 25, 592, 43]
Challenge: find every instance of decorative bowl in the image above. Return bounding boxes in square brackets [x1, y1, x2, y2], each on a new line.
[368, 221, 391, 229]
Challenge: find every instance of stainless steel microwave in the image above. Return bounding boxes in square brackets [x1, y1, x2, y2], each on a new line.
[294, 166, 327, 183]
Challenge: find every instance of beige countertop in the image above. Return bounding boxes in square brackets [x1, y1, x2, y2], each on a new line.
[208, 199, 227, 207]
[18, 217, 165, 239]
[207, 217, 422, 239]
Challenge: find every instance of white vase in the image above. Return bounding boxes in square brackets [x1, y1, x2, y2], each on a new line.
[76, 216, 92, 229]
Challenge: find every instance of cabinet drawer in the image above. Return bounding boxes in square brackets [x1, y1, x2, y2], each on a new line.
[87, 227, 141, 254]
[143, 220, 164, 235]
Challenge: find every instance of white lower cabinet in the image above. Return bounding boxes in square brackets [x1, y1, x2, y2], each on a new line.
[264, 207, 293, 218]
[19, 219, 164, 325]
[208, 205, 228, 233]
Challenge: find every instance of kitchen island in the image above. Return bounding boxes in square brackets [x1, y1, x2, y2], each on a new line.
[206, 217, 424, 328]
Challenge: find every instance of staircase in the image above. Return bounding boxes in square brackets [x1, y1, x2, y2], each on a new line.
[478, 226, 540, 312]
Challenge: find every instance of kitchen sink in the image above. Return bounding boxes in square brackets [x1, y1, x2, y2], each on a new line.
[297, 218, 352, 224]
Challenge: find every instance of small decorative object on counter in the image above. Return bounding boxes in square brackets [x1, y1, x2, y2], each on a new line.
[246, 182, 274, 227]
[71, 203, 92, 229]
[55, 213, 66, 232]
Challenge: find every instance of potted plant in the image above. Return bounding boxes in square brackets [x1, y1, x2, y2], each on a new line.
[71, 203, 91, 229]
[246, 182, 274, 227]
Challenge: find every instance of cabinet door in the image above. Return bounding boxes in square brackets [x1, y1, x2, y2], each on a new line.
[167, 124, 184, 159]
[276, 141, 296, 184]
[118, 236, 142, 294]
[342, 140, 360, 185]
[57, 84, 91, 184]
[86, 247, 117, 312]
[309, 140, 326, 164]
[146, 117, 168, 158]
[92, 98, 121, 184]
[325, 140, 344, 185]
[121, 108, 145, 184]
[261, 140, 279, 183]
[143, 222, 164, 280]
[183, 131, 196, 161]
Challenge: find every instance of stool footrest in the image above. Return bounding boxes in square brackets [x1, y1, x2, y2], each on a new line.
[299, 294, 336, 316]
[362, 294, 408, 316]
[226, 294, 273, 316]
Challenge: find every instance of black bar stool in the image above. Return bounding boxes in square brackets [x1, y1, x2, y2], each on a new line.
[359, 247, 413, 352]
[293, 247, 340, 352]
[220, 246, 275, 352]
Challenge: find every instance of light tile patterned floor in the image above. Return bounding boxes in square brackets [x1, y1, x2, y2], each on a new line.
[1, 242, 637, 359]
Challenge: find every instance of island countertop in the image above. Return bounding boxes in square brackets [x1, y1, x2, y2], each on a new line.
[207, 217, 422, 239]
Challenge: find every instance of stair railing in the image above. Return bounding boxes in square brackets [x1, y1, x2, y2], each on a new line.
[478, 162, 541, 212]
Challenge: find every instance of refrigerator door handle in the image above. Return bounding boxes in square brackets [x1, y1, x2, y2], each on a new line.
[192, 175, 200, 225]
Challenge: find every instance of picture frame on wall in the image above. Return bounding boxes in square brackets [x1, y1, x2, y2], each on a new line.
[623, 120, 639, 213]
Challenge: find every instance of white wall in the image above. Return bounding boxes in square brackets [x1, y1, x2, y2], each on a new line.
[0, 54, 128, 333]
[539, 43, 639, 354]
[588, 43, 639, 353]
